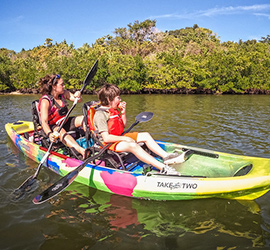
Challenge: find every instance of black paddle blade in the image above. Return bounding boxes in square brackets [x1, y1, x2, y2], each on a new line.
[33, 148, 109, 204]
[33, 170, 79, 204]
[81, 60, 98, 92]
[136, 112, 153, 122]
[11, 175, 37, 200]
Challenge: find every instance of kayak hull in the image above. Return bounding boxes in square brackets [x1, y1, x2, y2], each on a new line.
[5, 121, 270, 201]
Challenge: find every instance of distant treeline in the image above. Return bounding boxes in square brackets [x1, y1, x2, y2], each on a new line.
[1, 20, 270, 94]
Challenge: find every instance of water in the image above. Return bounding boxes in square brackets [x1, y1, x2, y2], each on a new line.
[1, 94, 270, 249]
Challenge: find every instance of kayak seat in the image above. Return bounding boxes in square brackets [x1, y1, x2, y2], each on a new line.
[82, 101, 134, 170]
[31, 100, 84, 159]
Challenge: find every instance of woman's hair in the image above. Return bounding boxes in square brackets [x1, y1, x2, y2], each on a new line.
[39, 74, 60, 95]
[97, 83, 120, 106]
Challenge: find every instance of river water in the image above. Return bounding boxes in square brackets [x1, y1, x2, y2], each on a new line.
[1, 94, 270, 249]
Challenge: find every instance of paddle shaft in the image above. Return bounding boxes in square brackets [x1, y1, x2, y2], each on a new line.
[123, 121, 139, 134]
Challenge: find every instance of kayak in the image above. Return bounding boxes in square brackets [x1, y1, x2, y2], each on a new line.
[5, 120, 270, 201]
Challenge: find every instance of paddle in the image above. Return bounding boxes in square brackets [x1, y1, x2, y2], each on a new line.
[12, 60, 98, 198]
[33, 111, 154, 204]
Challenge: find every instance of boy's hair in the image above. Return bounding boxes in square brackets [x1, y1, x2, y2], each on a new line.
[98, 83, 120, 106]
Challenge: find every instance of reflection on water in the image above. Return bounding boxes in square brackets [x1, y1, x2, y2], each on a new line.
[1, 94, 270, 249]
[39, 183, 264, 249]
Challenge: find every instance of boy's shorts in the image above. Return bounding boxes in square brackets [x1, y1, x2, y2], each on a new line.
[105, 132, 139, 151]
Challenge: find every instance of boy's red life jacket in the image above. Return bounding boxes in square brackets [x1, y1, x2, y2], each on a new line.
[87, 102, 124, 136]
[38, 94, 68, 126]
[107, 108, 124, 136]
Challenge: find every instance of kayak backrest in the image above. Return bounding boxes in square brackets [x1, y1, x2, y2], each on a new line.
[82, 101, 102, 148]
[32, 100, 42, 128]
[31, 100, 50, 147]
[83, 100, 101, 132]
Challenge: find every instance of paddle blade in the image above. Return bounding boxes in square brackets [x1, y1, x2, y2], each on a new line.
[136, 112, 153, 122]
[81, 60, 98, 92]
[11, 175, 37, 200]
[33, 150, 106, 204]
[123, 112, 154, 134]
[33, 170, 79, 204]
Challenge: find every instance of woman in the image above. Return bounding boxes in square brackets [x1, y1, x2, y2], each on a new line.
[38, 74, 87, 159]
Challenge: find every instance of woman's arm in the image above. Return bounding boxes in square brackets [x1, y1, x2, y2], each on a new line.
[39, 99, 52, 136]
[64, 90, 82, 103]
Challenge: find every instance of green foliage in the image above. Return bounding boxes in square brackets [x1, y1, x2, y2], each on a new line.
[0, 51, 13, 91]
[0, 21, 270, 94]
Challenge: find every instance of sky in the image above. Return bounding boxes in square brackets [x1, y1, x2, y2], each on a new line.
[1, 0, 270, 52]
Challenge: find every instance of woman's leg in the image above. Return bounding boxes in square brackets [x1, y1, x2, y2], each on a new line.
[53, 127, 86, 158]
[74, 115, 85, 130]
[115, 141, 165, 170]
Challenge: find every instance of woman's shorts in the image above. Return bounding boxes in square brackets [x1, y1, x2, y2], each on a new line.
[50, 116, 77, 131]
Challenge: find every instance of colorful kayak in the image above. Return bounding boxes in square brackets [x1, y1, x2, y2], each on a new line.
[5, 120, 270, 201]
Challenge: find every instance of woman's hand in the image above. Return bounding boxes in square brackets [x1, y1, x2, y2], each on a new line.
[74, 91, 81, 99]
[66, 90, 82, 103]
[48, 131, 60, 143]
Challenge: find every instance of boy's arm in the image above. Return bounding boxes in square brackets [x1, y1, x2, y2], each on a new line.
[121, 112, 127, 127]
[119, 101, 127, 127]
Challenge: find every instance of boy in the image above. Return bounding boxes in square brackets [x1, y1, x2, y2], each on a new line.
[93, 83, 191, 175]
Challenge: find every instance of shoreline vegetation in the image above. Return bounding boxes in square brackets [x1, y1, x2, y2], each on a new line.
[2, 87, 270, 96]
[1, 20, 270, 95]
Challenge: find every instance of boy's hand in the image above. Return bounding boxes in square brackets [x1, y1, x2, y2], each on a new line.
[118, 101, 126, 114]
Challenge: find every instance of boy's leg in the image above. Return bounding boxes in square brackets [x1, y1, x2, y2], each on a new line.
[137, 132, 168, 158]
[115, 141, 165, 170]
[136, 132, 191, 165]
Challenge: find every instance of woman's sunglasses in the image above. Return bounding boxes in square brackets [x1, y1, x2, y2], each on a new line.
[52, 74, 61, 85]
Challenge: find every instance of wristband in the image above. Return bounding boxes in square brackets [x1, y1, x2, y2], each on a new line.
[47, 131, 52, 137]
